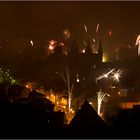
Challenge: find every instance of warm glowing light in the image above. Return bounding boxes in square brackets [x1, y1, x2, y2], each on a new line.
[89, 102, 93, 105]
[76, 78, 80, 82]
[102, 55, 107, 62]
[72, 110, 75, 114]
[82, 49, 85, 53]
[48, 40, 57, 51]
[46, 96, 49, 99]
[26, 85, 29, 88]
[49, 45, 54, 50]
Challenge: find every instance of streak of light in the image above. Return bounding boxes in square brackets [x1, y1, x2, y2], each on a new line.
[96, 23, 100, 34]
[96, 68, 115, 81]
[83, 40, 87, 46]
[84, 24, 88, 33]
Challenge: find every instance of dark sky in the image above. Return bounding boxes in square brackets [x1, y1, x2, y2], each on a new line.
[0, 1, 140, 46]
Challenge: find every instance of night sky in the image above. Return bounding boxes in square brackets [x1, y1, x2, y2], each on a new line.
[0, 1, 140, 58]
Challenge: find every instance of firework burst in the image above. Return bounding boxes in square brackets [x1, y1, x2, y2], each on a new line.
[63, 28, 71, 39]
[111, 69, 122, 83]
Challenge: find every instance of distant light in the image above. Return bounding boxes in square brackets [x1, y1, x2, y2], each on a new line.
[82, 49, 85, 53]
[89, 102, 92, 105]
[109, 30, 112, 36]
[63, 106, 66, 109]
[72, 110, 75, 114]
[76, 78, 80, 82]
[118, 92, 121, 95]
[83, 77, 85, 80]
